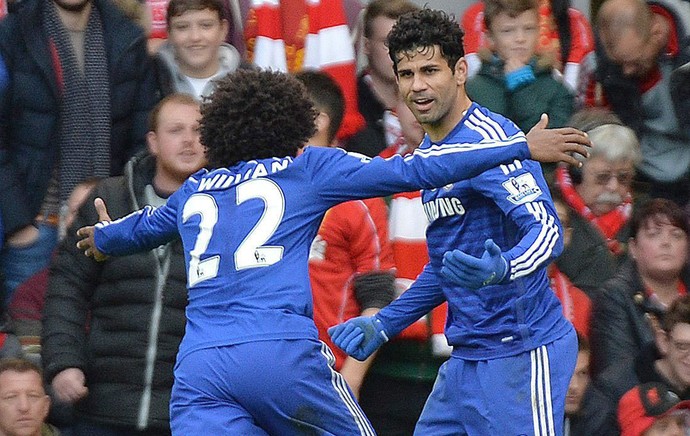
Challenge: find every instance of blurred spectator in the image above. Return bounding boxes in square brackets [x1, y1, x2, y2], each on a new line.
[549, 190, 592, 338]
[0, 0, 159, 305]
[7, 178, 99, 364]
[564, 334, 596, 435]
[593, 0, 690, 206]
[554, 110, 641, 294]
[591, 198, 690, 376]
[296, 70, 396, 399]
[0, 358, 58, 436]
[112, 0, 152, 34]
[154, 0, 246, 101]
[583, 294, 690, 434]
[244, 0, 364, 140]
[345, 0, 419, 157]
[41, 94, 204, 435]
[465, 0, 574, 180]
[0, 317, 21, 362]
[354, 98, 451, 435]
[618, 382, 690, 436]
[461, 0, 595, 95]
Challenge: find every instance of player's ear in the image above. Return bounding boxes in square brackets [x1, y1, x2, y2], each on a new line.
[454, 57, 468, 85]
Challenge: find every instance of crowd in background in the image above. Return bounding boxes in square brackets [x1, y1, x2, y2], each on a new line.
[0, 0, 688, 434]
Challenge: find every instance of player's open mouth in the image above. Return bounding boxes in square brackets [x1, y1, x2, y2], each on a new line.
[413, 98, 434, 111]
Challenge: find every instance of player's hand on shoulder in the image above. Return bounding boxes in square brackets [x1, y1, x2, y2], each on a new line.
[328, 316, 389, 361]
[525, 114, 591, 167]
[75, 198, 111, 262]
[441, 239, 508, 289]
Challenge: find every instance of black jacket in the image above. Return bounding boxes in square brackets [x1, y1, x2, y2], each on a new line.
[0, 0, 159, 236]
[590, 258, 690, 376]
[555, 212, 620, 297]
[42, 154, 188, 431]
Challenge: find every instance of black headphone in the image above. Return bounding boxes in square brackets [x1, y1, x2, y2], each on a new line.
[568, 164, 582, 185]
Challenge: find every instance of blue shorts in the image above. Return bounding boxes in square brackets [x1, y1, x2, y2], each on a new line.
[415, 329, 578, 436]
[171, 339, 375, 435]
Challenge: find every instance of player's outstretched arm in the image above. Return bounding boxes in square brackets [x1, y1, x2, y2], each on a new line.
[76, 198, 111, 262]
[328, 316, 389, 361]
[526, 113, 591, 167]
[441, 239, 508, 289]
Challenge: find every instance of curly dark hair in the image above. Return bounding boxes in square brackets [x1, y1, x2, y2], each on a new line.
[387, 8, 465, 75]
[200, 69, 317, 168]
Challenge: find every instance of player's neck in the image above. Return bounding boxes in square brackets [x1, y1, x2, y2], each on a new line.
[424, 96, 472, 143]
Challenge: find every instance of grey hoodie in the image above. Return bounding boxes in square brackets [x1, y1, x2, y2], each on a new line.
[155, 41, 243, 100]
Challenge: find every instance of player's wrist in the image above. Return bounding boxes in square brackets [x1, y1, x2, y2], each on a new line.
[371, 315, 390, 342]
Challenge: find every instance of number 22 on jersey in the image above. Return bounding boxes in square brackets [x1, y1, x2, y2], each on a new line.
[182, 178, 286, 287]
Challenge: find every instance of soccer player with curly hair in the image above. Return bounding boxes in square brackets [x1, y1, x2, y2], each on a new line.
[75, 66, 588, 434]
[330, 8, 581, 435]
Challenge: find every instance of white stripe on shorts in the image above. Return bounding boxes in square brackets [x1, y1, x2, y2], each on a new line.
[531, 345, 556, 436]
[320, 342, 376, 436]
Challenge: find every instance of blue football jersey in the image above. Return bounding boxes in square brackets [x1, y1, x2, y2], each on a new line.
[94, 133, 530, 362]
[376, 103, 573, 360]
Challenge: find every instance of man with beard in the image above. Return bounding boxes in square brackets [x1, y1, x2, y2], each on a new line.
[553, 110, 642, 295]
[42, 94, 205, 435]
[0, 0, 158, 305]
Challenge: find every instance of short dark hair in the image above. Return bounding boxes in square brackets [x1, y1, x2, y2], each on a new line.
[661, 294, 690, 333]
[0, 358, 43, 380]
[629, 198, 690, 239]
[363, 0, 419, 38]
[483, 0, 539, 30]
[387, 8, 465, 75]
[294, 70, 345, 144]
[148, 93, 200, 132]
[166, 0, 226, 27]
[200, 69, 317, 169]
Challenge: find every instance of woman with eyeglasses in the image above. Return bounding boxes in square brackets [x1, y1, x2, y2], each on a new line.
[590, 198, 690, 377]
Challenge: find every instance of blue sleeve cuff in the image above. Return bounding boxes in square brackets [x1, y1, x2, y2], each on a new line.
[505, 65, 536, 91]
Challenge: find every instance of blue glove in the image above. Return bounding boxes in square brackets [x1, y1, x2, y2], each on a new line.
[327, 316, 389, 361]
[441, 239, 508, 289]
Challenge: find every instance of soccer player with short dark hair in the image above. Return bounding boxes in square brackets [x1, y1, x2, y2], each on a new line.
[330, 9, 580, 435]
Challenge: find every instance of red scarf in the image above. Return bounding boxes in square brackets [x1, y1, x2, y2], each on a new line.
[555, 166, 632, 255]
[548, 265, 592, 338]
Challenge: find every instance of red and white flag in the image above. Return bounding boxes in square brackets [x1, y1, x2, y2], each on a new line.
[246, 0, 364, 139]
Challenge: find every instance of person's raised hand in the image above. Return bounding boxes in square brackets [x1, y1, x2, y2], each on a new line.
[526, 114, 591, 167]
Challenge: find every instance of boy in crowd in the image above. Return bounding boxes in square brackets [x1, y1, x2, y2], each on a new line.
[466, 0, 574, 145]
[154, 0, 245, 100]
